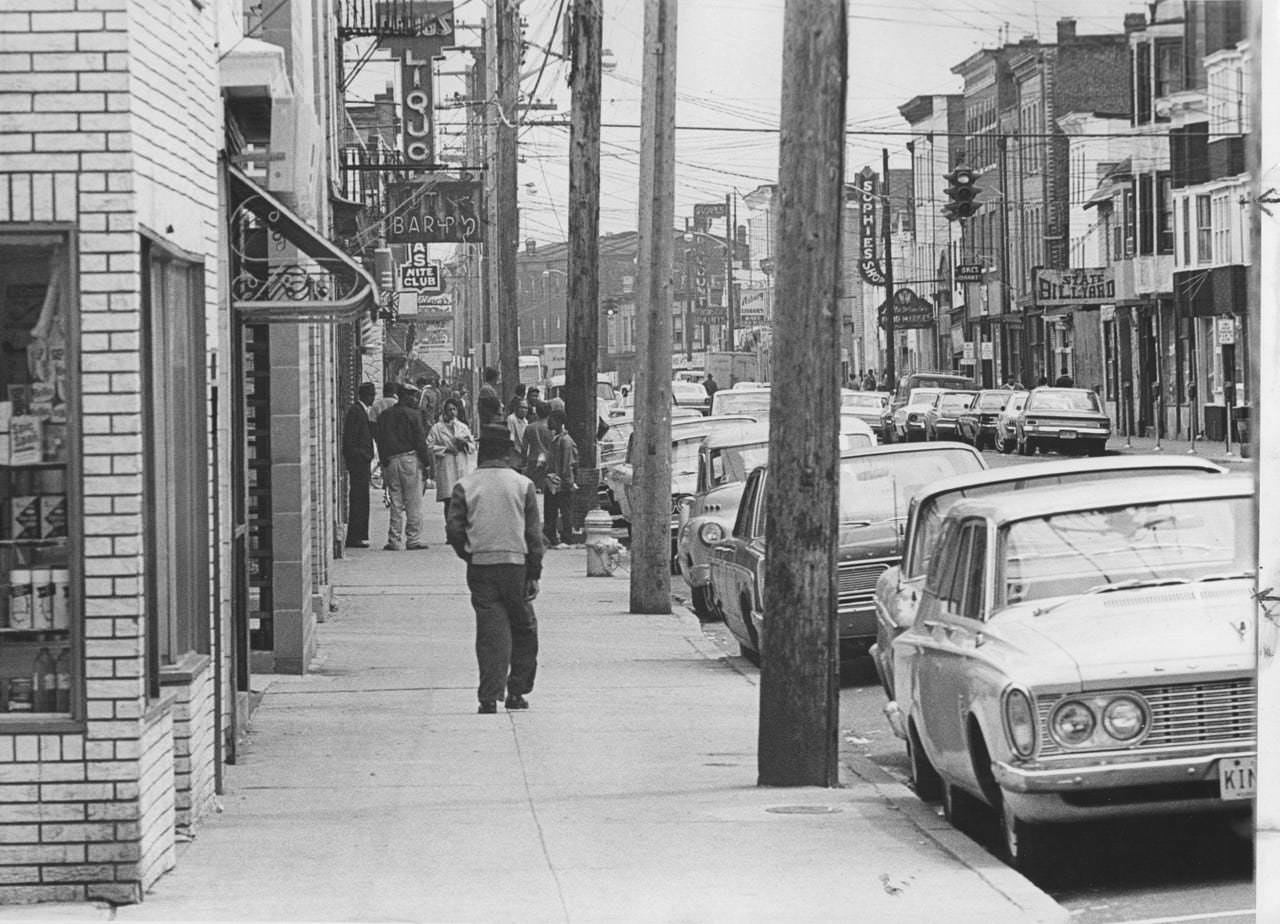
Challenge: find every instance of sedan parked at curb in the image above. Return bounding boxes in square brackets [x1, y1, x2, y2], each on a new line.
[887, 475, 1255, 877]
[893, 388, 944, 442]
[708, 442, 984, 664]
[869, 454, 1228, 700]
[842, 390, 894, 442]
[956, 390, 1016, 449]
[1015, 387, 1110, 457]
[925, 391, 977, 441]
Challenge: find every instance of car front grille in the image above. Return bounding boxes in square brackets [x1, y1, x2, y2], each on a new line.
[837, 560, 891, 613]
[1035, 678, 1256, 757]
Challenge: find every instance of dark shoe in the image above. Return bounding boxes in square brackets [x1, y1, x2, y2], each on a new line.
[504, 694, 529, 710]
[346, 540, 369, 549]
[406, 542, 430, 550]
[383, 543, 403, 551]
[478, 701, 497, 714]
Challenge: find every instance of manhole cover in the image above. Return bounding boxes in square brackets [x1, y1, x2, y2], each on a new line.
[765, 805, 841, 815]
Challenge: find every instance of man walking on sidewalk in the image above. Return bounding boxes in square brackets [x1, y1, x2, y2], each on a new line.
[545, 409, 579, 548]
[378, 384, 432, 551]
[447, 423, 544, 714]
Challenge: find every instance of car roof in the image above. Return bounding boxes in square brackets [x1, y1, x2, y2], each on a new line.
[910, 454, 1225, 509]
[701, 421, 771, 448]
[838, 441, 983, 463]
[1027, 387, 1094, 400]
[943, 473, 1252, 526]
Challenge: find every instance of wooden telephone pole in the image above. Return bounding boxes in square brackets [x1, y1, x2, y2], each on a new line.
[488, 0, 521, 397]
[565, 0, 602, 483]
[757, 0, 847, 787]
[629, 0, 676, 614]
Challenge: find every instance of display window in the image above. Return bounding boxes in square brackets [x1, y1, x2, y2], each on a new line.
[0, 227, 77, 720]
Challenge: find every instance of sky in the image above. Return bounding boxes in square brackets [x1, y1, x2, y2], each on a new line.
[347, 0, 1150, 248]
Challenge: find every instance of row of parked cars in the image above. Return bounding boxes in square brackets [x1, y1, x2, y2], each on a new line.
[658, 411, 1253, 878]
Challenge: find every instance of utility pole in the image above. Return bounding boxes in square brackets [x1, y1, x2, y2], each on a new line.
[1250, 2, 1275, 918]
[758, 0, 846, 788]
[725, 191, 735, 348]
[565, 0, 602, 510]
[488, 0, 521, 398]
[629, 0, 675, 615]
[882, 148, 896, 390]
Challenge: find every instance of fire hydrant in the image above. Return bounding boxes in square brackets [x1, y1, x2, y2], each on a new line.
[583, 507, 618, 576]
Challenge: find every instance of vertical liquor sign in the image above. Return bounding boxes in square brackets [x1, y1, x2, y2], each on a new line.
[382, 3, 455, 168]
[855, 166, 886, 286]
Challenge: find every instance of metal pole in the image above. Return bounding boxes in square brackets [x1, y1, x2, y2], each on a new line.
[882, 147, 896, 390]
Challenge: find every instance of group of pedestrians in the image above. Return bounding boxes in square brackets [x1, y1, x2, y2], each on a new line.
[342, 366, 589, 714]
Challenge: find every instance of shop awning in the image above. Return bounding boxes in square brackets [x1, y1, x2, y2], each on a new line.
[228, 165, 377, 324]
[1082, 158, 1132, 210]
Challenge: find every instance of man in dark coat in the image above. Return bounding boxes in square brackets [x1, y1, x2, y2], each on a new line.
[342, 382, 377, 548]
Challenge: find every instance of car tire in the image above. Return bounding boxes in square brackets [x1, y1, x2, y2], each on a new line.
[998, 792, 1051, 880]
[907, 722, 943, 801]
[691, 585, 718, 623]
[1086, 440, 1105, 457]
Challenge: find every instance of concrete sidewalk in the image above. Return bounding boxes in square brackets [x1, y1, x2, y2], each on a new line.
[16, 501, 1066, 923]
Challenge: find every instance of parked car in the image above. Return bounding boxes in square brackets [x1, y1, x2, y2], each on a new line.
[955, 389, 1016, 449]
[708, 442, 985, 664]
[710, 383, 773, 418]
[886, 475, 1255, 875]
[603, 415, 759, 566]
[924, 391, 977, 441]
[1015, 387, 1111, 457]
[842, 390, 893, 442]
[892, 388, 944, 442]
[993, 391, 1030, 453]
[890, 371, 974, 417]
[671, 380, 710, 415]
[869, 454, 1228, 700]
[676, 417, 876, 620]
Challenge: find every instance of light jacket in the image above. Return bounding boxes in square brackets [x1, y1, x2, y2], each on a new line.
[446, 460, 544, 577]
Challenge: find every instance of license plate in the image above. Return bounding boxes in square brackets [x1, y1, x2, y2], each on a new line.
[1058, 430, 1077, 440]
[1219, 756, 1256, 800]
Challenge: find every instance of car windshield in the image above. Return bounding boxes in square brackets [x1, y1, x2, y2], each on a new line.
[1028, 389, 1100, 412]
[709, 442, 769, 486]
[907, 389, 941, 407]
[712, 391, 772, 416]
[838, 448, 983, 525]
[843, 393, 886, 410]
[1000, 496, 1253, 606]
[978, 392, 1009, 410]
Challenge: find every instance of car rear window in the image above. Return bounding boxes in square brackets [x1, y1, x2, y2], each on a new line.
[838, 448, 983, 524]
[1027, 389, 1101, 412]
[978, 392, 1009, 410]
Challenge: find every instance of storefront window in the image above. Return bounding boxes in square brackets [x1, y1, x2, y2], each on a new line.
[0, 228, 77, 719]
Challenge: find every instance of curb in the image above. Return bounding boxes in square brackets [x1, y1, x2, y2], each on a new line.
[839, 753, 1069, 924]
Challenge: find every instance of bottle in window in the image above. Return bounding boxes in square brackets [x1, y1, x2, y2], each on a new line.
[33, 647, 56, 712]
[54, 647, 71, 712]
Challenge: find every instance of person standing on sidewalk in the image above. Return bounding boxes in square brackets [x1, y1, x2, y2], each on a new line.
[446, 423, 544, 714]
[342, 382, 377, 549]
[428, 397, 476, 520]
[377, 384, 432, 551]
[544, 408, 579, 549]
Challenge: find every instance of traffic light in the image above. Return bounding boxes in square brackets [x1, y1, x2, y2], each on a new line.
[942, 164, 981, 222]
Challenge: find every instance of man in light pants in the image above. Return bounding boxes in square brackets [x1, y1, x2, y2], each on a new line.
[375, 384, 432, 551]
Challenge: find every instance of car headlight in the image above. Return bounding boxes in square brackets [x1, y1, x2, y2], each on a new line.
[1101, 695, 1147, 741]
[698, 521, 724, 545]
[1050, 700, 1095, 746]
[1003, 687, 1036, 758]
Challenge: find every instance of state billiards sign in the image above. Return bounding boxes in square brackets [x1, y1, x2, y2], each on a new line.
[1033, 266, 1116, 307]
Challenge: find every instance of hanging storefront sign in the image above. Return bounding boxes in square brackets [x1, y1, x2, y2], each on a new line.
[1216, 316, 1236, 344]
[1033, 266, 1116, 307]
[398, 242, 443, 293]
[386, 179, 484, 243]
[955, 263, 985, 283]
[415, 292, 453, 322]
[383, 6, 454, 167]
[877, 287, 934, 330]
[737, 286, 769, 323]
[854, 167, 886, 286]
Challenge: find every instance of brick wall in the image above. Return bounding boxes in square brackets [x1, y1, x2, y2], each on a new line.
[0, 0, 221, 903]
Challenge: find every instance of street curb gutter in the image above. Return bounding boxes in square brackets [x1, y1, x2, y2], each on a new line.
[840, 753, 1069, 924]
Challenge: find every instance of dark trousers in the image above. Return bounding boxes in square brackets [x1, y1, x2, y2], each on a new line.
[468, 563, 538, 703]
[346, 463, 370, 544]
[543, 489, 573, 545]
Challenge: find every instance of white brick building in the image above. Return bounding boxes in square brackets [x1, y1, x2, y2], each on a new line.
[0, 0, 372, 902]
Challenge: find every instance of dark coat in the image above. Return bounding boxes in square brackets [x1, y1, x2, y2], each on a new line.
[342, 401, 375, 470]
